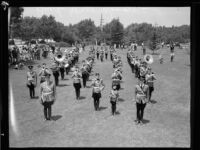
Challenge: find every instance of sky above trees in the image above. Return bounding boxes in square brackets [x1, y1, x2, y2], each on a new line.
[23, 7, 190, 28]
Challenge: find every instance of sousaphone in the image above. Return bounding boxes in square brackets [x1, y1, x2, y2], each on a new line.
[54, 51, 69, 67]
[144, 54, 153, 64]
[54, 51, 65, 63]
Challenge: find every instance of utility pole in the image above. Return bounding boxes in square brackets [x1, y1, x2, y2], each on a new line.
[100, 14, 104, 45]
[100, 14, 104, 31]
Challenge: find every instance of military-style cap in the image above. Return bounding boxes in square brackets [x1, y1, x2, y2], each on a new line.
[28, 65, 33, 69]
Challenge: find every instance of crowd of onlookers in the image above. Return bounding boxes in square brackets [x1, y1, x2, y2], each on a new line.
[8, 44, 52, 69]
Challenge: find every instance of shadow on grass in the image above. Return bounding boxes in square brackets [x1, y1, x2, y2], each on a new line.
[58, 84, 68, 87]
[99, 106, 107, 111]
[115, 111, 120, 115]
[62, 78, 69, 81]
[79, 96, 86, 100]
[142, 119, 150, 124]
[118, 98, 125, 102]
[150, 99, 157, 104]
[152, 52, 160, 55]
[33, 96, 39, 99]
[86, 85, 91, 88]
[51, 115, 62, 121]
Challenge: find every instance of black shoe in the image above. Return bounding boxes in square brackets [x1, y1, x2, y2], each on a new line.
[135, 120, 140, 125]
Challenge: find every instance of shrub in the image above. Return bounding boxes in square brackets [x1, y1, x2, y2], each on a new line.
[54, 41, 71, 47]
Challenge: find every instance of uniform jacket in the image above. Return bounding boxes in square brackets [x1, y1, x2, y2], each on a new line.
[135, 84, 149, 104]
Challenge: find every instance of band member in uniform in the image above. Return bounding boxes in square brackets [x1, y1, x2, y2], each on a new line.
[65, 55, 71, 75]
[26, 65, 37, 99]
[139, 62, 148, 81]
[161, 42, 164, 48]
[111, 70, 122, 90]
[39, 63, 48, 84]
[170, 42, 175, 62]
[50, 62, 60, 86]
[110, 47, 114, 61]
[91, 73, 105, 111]
[134, 77, 149, 125]
[105, 47, 108, 60]
[100, 47, 104, 62]
[40, 71, 56, 121]
[130, 56, 136, 73]
[96, 47, 100, 60]
[134, 57, 140, 78]
[145, 68, 156, 102]
[80, 61, 90, 88]
[142, 42, 146, 55]
[72, 66, 82, 100]
[109, 85, 119, 115]
[134, 43, 137, 51]
[59, 62, 65, 80]
[159, 54, 164, 64]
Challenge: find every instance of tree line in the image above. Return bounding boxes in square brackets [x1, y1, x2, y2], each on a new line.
[10, 7, 190, 47]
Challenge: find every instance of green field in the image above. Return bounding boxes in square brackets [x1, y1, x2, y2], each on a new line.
[9, 46, 190, 147]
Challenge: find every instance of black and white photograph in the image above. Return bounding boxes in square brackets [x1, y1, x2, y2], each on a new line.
[5, 6, 192, 147]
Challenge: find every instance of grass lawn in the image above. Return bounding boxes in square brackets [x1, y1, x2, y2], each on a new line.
[9, 45, 190, 147]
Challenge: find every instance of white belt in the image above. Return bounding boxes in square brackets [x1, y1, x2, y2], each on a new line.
[42, 91, 53, 95]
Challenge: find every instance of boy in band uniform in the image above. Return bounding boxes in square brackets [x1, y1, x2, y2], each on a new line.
[26, 65, 37, 99]
[133, 77, 149, 125]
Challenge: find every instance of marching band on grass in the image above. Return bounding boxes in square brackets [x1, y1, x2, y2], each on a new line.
[24, 43, 158, 124]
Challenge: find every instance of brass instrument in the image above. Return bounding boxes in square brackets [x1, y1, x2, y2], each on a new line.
[144, 54, 153, 64]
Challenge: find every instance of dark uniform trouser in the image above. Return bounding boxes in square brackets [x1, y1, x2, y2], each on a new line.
[135, 66, 139, 78]
[65, 67, 70, 75]
[60, 67, 65, 79]
[73, 83, 81, 99]
[143, 49, 146, 55]
[110, 101, 116, 115]
[97, 53, 99, 59]
[136, 102, 146, 122]
[82, 73, 88, 87]
[43, 101, 53, 120]
[131, 64, 135, 73]
[53, 71, 59, 86]
[92, 92, 101, 110]
[27, 83, 35, 98]
[149, 86, 154, 100]
[171, 55, 174, 62]
[110, 54, 113, 61]
[100, 55, 103, 62]
[105, 53, 108, 59]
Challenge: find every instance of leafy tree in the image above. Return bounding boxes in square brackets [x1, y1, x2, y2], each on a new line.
[109, 19, 124, 47]
[10, 7, 24, 38]
[149, 31, 159, 54]
[76, 19, 96, 42]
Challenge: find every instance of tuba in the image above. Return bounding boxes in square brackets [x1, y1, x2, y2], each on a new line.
[144, 54, 153, 64]
[54, 50, 70, 68]
[54, 51, 65, 63]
